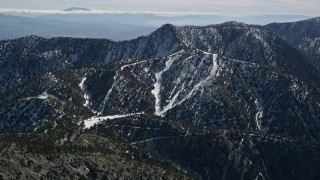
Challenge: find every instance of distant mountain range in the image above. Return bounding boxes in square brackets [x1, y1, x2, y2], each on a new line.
[0, 14, 157, 41]
[0, 10, 313, 40]
[63, 7, 91, 11]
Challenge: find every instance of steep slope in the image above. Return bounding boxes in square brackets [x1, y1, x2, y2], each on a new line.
[93, 114, 320, 180]
[264, 17, 320, 63]
[92, 49, 320, 139]
[0, 129, 192, 179]
[82, 48, 320, 179]
[0, 70, 94, 132]
[1, 22, 320, 94]
[174, 23, 320, 85]
[0, 24, 183, 93]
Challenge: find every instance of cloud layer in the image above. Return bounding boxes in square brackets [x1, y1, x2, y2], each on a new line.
[0, 0, 319, 16]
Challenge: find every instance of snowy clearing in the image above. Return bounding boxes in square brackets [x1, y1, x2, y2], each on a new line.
[84, 112, 144, 129]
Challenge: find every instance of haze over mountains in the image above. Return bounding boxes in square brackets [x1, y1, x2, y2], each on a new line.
[0, 7, 312, 40]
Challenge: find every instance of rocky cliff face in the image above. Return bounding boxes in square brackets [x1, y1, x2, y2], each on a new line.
[1, 20, 320, 179]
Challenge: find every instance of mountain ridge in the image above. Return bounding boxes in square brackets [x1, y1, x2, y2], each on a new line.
[1, 19, 320, 179]
[263, 16, 320, 64]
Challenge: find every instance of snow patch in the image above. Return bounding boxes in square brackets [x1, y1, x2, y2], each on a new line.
[151, 51, 219, 117]
[84, 112, 144, 129]
[37, 92, 49, 100]
[26, 91, 49, 100]
[79, 76, 97, 114]
[151, 56, 176, 117]
[254, 99, 263, 130]
[43, 51, 54, 60]
[172, 53, 219, 107]
[79, 76, 90, 107]
[120, 59, 149, 71]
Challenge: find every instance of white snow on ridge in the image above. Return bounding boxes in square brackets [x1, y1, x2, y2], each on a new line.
[26, 91, 49, 100]
[79, 76, 90, 107]
[254, 98, 263, 130]
[253, 86, 265, 131]
[151, 51, 219, 117]
[175, 53, 218, 105]
[37, 91, 49, 100]
[120, 59, 150, 71]
[211, 54, 218, 74]
[84, 112, 144, 129]
[151, 56, 177, 117]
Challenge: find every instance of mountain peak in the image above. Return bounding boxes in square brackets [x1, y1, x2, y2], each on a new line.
[63, 7, 91, 11]
[151, 23, 179, 38]
[19, 35, 45, 41]
[219, 21, 247, 27]
[158, 23, 177, 30]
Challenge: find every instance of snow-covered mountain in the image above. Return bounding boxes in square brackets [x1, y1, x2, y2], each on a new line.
[96, 49, 320, 137]
[0, 25, 182, 93]
[1, 19, 320, 179]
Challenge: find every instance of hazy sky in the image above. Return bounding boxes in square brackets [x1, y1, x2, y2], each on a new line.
[0, 0, 319, 16]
